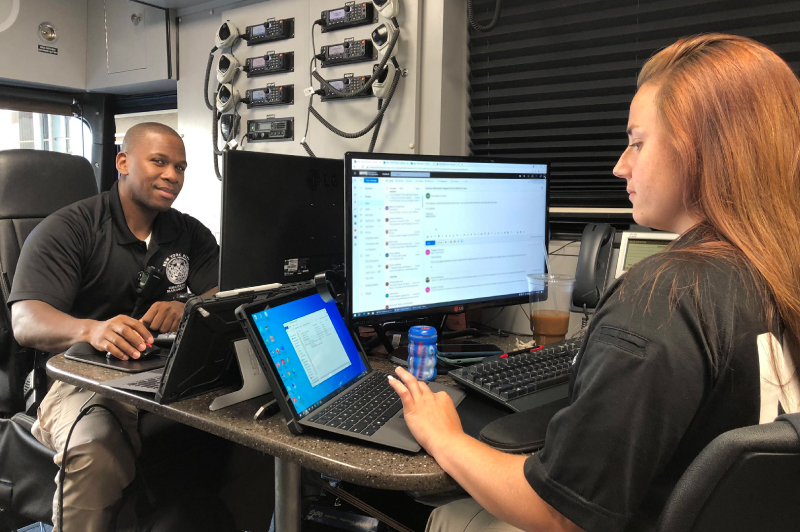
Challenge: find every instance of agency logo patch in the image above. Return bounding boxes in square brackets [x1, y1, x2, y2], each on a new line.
[163, 253, 189, 286]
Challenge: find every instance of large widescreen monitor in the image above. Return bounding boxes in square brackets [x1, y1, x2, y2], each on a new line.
[220, 151, 344, 291]
[345, 153, 549, 324]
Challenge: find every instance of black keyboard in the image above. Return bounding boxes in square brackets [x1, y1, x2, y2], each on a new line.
[308, 372, 402, 436]
[449, 337, 582, 412]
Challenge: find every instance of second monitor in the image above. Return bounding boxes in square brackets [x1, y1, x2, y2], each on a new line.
[221, 151, 344, 291]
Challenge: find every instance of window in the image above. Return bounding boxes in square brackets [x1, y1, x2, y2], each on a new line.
[0, 110, 92, 161]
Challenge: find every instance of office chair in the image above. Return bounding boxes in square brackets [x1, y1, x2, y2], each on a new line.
[0, 150, 241, 530]
[0, 149, 99, 528]
[656, 413, 800, 532]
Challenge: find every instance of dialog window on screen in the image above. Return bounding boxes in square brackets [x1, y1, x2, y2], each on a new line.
[285, 309, 351, 388]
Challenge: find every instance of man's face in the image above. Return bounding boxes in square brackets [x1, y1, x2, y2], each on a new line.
[116, 132, 187, 212]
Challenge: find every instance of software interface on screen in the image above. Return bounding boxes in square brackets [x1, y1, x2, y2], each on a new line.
[350, 158, 548, 319]
[252, 294, 367, 418]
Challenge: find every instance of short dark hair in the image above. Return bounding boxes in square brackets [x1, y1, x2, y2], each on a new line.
[121, 122, 182, 152]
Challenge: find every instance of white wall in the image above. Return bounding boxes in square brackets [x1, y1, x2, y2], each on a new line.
[0, 0, 87, 90]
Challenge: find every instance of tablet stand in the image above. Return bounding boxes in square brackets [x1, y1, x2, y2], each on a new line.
[209, 339, 271, 411]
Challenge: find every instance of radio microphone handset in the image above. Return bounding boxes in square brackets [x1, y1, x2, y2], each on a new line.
[104, 266, 166, 359]
[132, 266, 166, 319]
[373, 0, 400, 19]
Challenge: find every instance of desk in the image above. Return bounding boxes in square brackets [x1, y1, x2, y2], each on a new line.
[47, 342, 515, 531]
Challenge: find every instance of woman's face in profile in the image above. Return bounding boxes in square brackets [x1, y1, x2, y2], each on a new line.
[613, 83, 696, 234]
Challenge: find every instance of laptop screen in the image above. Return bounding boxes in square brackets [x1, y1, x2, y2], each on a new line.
[250, 293, 368, 418]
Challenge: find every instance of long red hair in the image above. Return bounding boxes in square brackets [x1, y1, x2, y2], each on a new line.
[637, 34, 800, 370]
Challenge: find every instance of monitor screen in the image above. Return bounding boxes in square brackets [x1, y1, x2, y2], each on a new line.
[614, 231, 678, 279]
[345, 153, 549, 322]
[221, 151, 344, 291]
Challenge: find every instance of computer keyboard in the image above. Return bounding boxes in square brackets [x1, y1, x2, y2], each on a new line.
[308, 372, 402, 436]
[449, 336, 583, 412]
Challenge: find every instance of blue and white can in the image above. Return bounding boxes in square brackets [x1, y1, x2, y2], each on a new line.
[407, 325, 437, 381]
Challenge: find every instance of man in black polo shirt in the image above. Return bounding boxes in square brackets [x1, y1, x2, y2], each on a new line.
[9, 122, 219, 531]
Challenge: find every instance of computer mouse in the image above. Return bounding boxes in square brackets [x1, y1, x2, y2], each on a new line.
[137, 345, 163, 359]
[105, 344, 162, 360]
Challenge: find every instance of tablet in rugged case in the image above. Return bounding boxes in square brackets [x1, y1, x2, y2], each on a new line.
[155, 284, 286, 404]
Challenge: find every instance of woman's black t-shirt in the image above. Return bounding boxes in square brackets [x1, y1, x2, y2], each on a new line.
[524, 228, 799, 532]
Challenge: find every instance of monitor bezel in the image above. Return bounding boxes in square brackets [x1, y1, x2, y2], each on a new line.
[344, 152, 550, 326]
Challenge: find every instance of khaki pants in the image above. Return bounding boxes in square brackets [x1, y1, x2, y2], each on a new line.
[426, 498, 525, 532]
[31, 381, 140, 532]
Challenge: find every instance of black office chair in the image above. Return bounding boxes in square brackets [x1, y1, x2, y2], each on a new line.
[0, 149, 100, 415]
[0, 149, 239, 530]
[0, 149, 99, 529]
[657, 413, 800, 532]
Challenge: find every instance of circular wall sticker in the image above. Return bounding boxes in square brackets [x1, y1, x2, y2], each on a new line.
[0, 0, 20, 34]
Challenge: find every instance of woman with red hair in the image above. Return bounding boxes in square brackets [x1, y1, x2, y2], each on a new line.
[389, 34, 800, 532]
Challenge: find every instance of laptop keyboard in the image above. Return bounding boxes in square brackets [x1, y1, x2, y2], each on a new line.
[130, 377, 161, 390]
[308, 372, 402, 436]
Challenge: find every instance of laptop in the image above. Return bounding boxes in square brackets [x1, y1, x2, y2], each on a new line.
[236, 285, 466, 452]
[104, 283, 284, 404]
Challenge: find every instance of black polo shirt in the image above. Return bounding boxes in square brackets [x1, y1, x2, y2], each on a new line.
[523, 227, 784, 532]
[8, 181, 219, 321]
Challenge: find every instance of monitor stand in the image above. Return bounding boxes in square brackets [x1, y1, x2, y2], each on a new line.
[209, 339, 271, 411]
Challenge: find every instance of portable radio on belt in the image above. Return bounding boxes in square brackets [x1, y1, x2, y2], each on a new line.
[132, 266, 165, 317]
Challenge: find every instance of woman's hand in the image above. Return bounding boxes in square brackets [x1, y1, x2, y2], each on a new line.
[388, 366, 466, 457]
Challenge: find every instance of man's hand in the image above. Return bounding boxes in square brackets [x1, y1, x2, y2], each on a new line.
[141, 300, 185, 334]
[388, 366, 465, 457]
[87, 315, 154, 361]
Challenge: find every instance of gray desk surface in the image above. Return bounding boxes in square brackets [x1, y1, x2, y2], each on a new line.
[46, 334, 522, 492]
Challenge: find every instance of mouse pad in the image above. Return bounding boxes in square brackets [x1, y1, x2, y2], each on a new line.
[65, 342, 168, 374]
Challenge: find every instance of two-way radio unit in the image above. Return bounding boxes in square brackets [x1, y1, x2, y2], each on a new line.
[245, 85, 294, 108]
[245, 18, 294, 45]
[320, 74, 374, 101]
[321, 2, 377, 33]
[246, 117, 294, 141]
[320, 38, 375, 67]
[245, 52, 294, 77]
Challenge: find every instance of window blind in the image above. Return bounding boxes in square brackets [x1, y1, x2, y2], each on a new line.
[468, 0, 800, 237]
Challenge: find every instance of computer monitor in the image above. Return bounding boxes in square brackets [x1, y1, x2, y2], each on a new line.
[613, 231, 678, 279]
[345, 152, 549, 324]
[220, 151, 344, 291]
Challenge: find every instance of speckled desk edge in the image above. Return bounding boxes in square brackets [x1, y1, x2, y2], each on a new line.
[47, 354, 457, 491]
